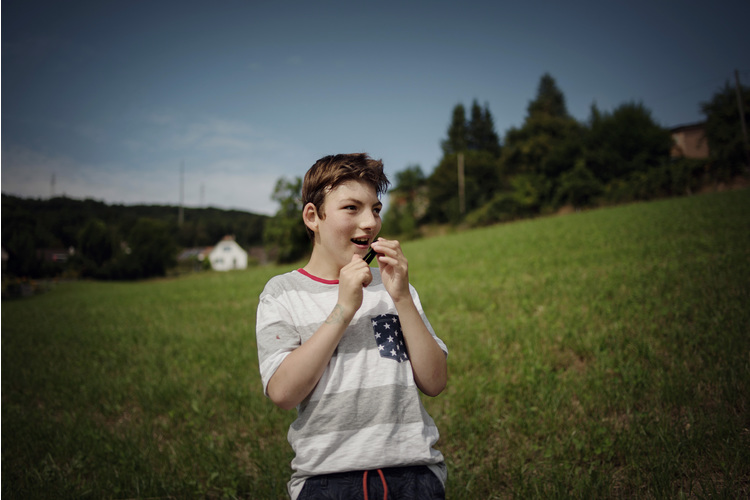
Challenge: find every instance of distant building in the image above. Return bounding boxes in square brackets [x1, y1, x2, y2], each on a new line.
[208, 235, 248, 271]
[176, 246, 213, 271]
[177, 246, 213, 263]
[670, 121, 709, 159]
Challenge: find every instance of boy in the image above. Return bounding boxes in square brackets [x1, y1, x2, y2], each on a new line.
[256, 153, 448, 499]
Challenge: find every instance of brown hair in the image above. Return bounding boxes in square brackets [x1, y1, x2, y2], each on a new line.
[302, 153, 390, 240]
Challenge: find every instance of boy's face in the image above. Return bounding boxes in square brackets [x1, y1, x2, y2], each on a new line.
[311, 180, 382, 270]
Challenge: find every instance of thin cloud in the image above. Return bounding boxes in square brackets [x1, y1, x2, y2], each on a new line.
[2, 145, 176, 204]
[143, 114, 289, 156]
[2, 136, 301, 215]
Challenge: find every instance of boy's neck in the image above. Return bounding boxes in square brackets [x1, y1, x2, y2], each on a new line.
[302, 248, 342, 281]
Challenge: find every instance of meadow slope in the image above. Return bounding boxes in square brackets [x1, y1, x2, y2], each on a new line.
[3, 189, 749, 499]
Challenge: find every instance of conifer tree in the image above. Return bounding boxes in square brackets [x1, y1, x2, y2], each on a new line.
[441, 104, 468, 155]
[467, 100, 502, 156]
[527, 73, 569, 119]
[502, 73, 583, 181]
[429, 101, 504, 223]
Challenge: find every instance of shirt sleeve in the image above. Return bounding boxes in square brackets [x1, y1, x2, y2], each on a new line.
[256, 292, 301, 396]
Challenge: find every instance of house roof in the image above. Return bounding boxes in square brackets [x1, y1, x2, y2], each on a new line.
[177, 247, 212, 261]
[670, 121, 705, 133]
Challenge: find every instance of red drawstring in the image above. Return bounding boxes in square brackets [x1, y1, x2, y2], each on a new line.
[362, 469, 388, 500]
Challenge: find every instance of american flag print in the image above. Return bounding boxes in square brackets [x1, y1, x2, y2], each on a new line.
[372, 314, 409, 363]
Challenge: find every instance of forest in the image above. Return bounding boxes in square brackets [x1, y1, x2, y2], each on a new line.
[1, 195, 267, 280]
[3, 72, 749, 279]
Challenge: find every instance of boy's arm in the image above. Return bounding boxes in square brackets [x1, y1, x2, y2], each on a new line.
[266, 255, 372, 410]
[266, 303, 351, 410]
[372, 239, 448, 397]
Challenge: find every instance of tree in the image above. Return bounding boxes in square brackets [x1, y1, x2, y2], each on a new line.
[126, 218, 177, 278]
[5, 226, 39, 277]
[584, 101, 673, 183]
[553, 159, 603, 208]
[502, 73, 584, 183]
[701, 80, 750, 177]
[382, 165, 427, 238]
[500, 74, 585, 212]
[426, 151, 502, 224]
[467, 100, 502, 156]
[78, 219, 116, 267]
[474, 73, 587, 223]
[429, 100, 505, 224]
[527, 73, 569, 119]
[502, 114, 585, 180]
[264, 176, 309, 263]
[441, 104, 468, 155]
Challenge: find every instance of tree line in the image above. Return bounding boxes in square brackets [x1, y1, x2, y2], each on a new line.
[1, 195, 267, 280]
[4, 72, 747, 279]
[385, 73, 749, 235]
[267, 73, 750, 262]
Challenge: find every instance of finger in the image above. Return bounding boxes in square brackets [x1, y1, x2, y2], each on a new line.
[343, 261, 368, 279]
[372, 240, 401, 259]
[374, 241, 405, 261]
[372, 237, 396, 249]
[362, 268, 373, 288]
[376, 254, 403, 269]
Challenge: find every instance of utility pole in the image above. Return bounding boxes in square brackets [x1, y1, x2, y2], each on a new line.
[734, 69, 750, 168]
[50, 173, 56, 198]
[178, 161, 185, 227]
[458, 152, 466, 215]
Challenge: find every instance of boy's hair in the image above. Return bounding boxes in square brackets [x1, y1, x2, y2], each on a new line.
[302, 153, 390, 241]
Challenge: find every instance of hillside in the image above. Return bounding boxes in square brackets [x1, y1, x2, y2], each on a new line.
[1, 193, 268, 251]
[2, 189, 748, 498]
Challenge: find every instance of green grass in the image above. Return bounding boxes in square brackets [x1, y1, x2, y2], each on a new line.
[3, 189, 750, 499]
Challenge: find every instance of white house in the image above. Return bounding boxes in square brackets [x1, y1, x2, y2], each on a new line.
[208, 236, 248, 271]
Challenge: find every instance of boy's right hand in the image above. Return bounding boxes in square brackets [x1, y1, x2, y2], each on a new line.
[337, 253, 373, 317]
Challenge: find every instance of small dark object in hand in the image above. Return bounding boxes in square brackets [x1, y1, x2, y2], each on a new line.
[364, 240, 379, 264]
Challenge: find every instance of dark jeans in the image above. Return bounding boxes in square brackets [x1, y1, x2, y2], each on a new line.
[297, 464, 445, 500]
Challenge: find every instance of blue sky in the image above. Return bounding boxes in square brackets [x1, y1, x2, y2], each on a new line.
[3, 0, 748, 215]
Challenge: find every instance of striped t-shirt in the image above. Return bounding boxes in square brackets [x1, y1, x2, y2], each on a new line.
[256, 268, 448, 499]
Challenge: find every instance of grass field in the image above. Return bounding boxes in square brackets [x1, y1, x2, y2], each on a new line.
[3, 189, 750, 499]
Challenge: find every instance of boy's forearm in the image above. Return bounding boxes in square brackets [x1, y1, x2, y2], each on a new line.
[267, 303, 354, 410]
[393, 296, 447, 397]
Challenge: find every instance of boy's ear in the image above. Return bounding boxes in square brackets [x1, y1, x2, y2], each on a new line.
[302, 202, 319, 233]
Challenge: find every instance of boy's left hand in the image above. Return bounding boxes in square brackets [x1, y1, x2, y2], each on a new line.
[371, 238, 410, 302]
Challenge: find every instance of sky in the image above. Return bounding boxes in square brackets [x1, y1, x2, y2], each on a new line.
[3, 0, 749, 216]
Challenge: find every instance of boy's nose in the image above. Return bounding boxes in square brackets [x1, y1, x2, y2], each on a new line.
[360, 211, 378, 229]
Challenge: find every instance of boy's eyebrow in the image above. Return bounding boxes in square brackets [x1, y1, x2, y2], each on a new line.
[340, 198, 382, 208]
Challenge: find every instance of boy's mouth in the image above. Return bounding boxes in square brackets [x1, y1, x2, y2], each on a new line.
[351, 237, 370, 246]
